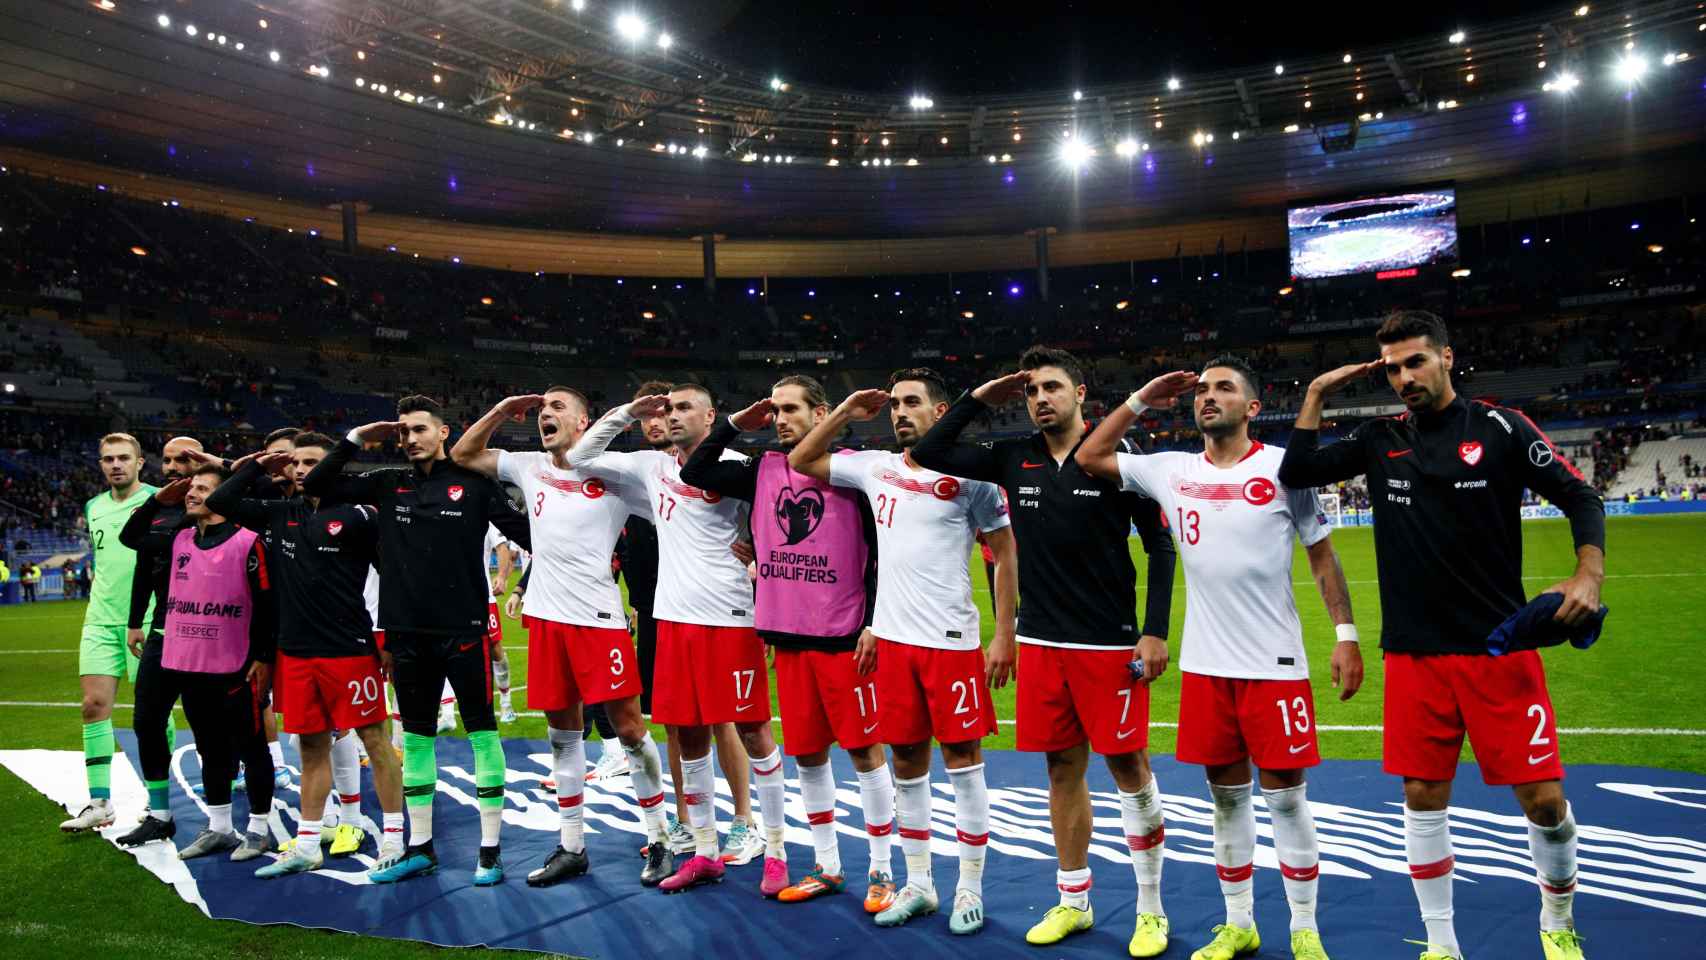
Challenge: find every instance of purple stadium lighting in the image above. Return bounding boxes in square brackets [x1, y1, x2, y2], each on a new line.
[808, 290, 816, 297]
[1630, 222, 1641, 230]
[748, 287, 757, 295]
[452, 256, 461, 263]
[1008, 284, 1021, 296]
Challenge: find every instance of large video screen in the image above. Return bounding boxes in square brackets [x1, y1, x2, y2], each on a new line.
[1287, 188, 1458, 279]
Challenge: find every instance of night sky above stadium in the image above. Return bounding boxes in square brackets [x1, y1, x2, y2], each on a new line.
[670, 0, 1542, 95]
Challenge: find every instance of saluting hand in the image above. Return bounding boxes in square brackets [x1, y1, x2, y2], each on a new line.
[154, 477, 192, 505]
[1136, 371, 1199, 409]
[731, 398, 776, 432]
[496, 394, 545, 421]
[628, 395, 670, 419]
[972, 370, 1032, 407]
[1308, 360, 1383, 397]
[838, 389, 890, 421]
[350, 420, 404, 446]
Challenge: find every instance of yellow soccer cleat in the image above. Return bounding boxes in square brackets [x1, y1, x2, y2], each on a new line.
[327, 823, 366, 856]
[1539, 930, 1586, 960]
[1191, 923, 1261, 960]
[1291, 929, 1330, 960]
[1404, 940, 1461, 960]
[1129, 913, 1171, 958]
[1025, 905, 1094, 945]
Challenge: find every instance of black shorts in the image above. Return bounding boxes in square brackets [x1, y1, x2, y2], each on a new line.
[387, 631, 496, 734]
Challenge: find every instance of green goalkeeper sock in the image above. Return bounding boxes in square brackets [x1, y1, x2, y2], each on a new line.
[468, 729, 505, 848]
[401, 732, 437, 845]
[83, 719, 114, 801]
[166, 712, 176, 754]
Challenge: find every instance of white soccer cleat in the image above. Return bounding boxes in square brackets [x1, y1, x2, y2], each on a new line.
[60, 800, 115, 833]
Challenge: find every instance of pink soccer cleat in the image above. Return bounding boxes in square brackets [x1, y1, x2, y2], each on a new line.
[658, 854, 725, 893]
[760, 856, 790, 897]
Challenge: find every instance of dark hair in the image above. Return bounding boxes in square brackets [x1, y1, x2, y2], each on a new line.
[541, 385, 590, 415]
[264, 427, 301, 447]
[671, 381, 717, 409]
[191, 464, 231, 482]
[634, 380, 672, 401]
[1377, 310, 1451, 349]
[397, 394, 444, 420]
[1200, 353, 1262, 400]
[772, 374, 829, 409]
[1018, 345, 1086, 387]
[291, 431, 336, 452]
[887, 367, 950, 405]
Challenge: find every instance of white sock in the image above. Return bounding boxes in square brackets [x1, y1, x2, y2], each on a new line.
[947, 764, 989, 898]
[1405, 806, 1460, 958]
[1121, 776, 1167, 916]
[246, 812, 268, 835]
[296, 821, 321, 852]
[798, 760, 841, 876]
[479, 800, 501, 848]
[381, 811, 404, 849]
[623, 737, 669, 842]
[1266, 782, 1320, 932]
[1528, 803, 1578, 933]
[492, 658, 510, 694]
[894, 773, 934, 894]
[857, 764, 895, 874]
[750, 748, 788, 860]
[1210, 781, 1256, 929]
[208, 802, 233, 834]
[1057, 866, 1092, 910]
[682, 753, 719, 859]
[268, 739, 285, 768]
[408, 796, 433, 846]
[548, 726, 586, 852]
[331, 732, 361, 825]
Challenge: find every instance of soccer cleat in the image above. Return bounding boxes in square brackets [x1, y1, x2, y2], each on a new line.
[1190, 923, 1261, 960]
[1291, 929, 1331, 960]
[255, 843, 323, 878]
[59, 800, 115, 833]
[1026, 904, 1094, 944]
[377, 839, 405, 865]
[640, 842, 675, 887]
[777, 865, 845, 903]
[436, 706, 457, 734]
[1540, 930, 1586, 960]
[760, 856, 790, 897]
[659, 854, 725, 893]
[1403, 941, 1461, 960]
[720, 819, 764, 865]
[874, 883, 939, 928]
[327, 823, 365, 856]
[178, 828, 241, 860]
[473, 847, 505, 886]
[232, 770, 247, 793]
[1129, 913, 1172, 958]
[500, 704, 518, 724]
[117, 816, 177, 848]
[273, 767, 292, 792]
[526, 845, 589, 887]
[864, 870, 898, 914]
[666, 817, 695, 855]
[231, 830, 277, 862]
[589, 748, 630, 782]
[948, 889, 985, 935]
[369, 846, 438, 883]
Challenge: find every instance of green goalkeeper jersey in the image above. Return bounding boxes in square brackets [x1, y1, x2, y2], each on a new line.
[82, 484, 158, 627]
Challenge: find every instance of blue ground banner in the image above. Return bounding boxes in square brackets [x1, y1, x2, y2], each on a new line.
[19, 733, 1705, 958]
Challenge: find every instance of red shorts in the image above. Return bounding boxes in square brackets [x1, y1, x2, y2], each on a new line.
[1384, 650, 1563, 785]
[774, 648, 881, 756]
[1177, 672, 1320, 770]
[486, 603, 504, 654]
[1016, 643, 1150, 754]
[525, 617, 642, 711]
[652, 621, 770, 727]
[876, 639, 997, 746]
[277, 653, 387, 735]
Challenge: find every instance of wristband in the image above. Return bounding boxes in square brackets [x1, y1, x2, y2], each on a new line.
[1125, 393, 1149, 416]
[1335, 623, 1360, 645]
[345, 428, 363, 444]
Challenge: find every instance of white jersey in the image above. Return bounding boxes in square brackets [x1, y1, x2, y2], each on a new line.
[363, 566, 381, 630]
[1115, 441, 1329, 680]
[497, 449, 638, 629]
[828, 450, 1010, 651]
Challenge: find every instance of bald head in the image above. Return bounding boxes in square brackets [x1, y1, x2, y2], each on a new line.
[162, 436, 203, 480]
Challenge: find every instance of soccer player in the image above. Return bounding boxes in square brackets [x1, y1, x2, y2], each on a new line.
[304, 395, 532, 886]
[567, 384, 787, 895]
[257, 428, 300, 791]
[912, 346, 1178, 954]
[450, 387, 675, 887]
[61, 433, 158, 834]
[1078, 355, 1363, 960]
[154, 465, 280, 861]
[680, 374, 899, 910]
[789, 368, 1017, 936]
[1277, 311, 1605, 960]
[206, 434, 407, 875]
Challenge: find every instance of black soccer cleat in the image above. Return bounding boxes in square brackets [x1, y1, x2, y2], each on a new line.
[526, 845, 589, 887]
[117, 815, 178, 848]
[640, 842, 675, 887]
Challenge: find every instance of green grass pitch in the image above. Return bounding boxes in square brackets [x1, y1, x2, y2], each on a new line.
[1, 515, 1701, 958]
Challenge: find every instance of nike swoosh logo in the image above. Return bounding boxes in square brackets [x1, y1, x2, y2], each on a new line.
[458, 641, 479, 652]
[1288, 743, 1310, 754]
[1115, 728, 1138, 740]
[862, 722, 879, 734]
[1386, 449, 1413, 459]
[359, 706, 378, 717]
[1528, 752, 1555, 765]
[1020, 461, 1045, 469]
[735, 703, 753, 713]
[610, 681, 625, 690]
[961, 717, 979, 729]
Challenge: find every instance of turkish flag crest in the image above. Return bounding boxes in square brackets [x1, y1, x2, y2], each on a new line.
[1458, 441, 1484, 466]
[447, 485, 465, 502]
[325, 521, 343, 536]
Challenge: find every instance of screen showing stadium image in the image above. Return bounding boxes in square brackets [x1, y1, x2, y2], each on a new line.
[1287, 188, 1459, 279]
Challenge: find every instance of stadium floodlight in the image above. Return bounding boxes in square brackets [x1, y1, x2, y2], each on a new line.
[986, 154, 997, 163]
[1448, 30, 1466, 45]
[615, 13, 646, 42]
[1072, 89, 1083, 101]
[1544, 71, 1580, 93]
[1115, 138, 1139, 157]
[691, 145, 708, 158]
[1342, 53, 1352, 63]
[1284, 123, 1300, 132]
[572, 0, 586, 9]
[1059, 138, 1093, 169]
[1614, 53, 1649, 85]
[1191, 131, 1206, 146]
[156, 13, 170, 28]
[909, 94, 934, 110]
[770, 76, 784, 91]
[1274, 64, 1284, 75]
[1451, 268, 1472, 278]
[1166, 76, 1181, 91]
[185, 24, 198, 37]
[269, 50, 281, 63]
[658, 32, 673, 50]
[1662, 52, 1678, 66]
[1574, 4, 1588, 15]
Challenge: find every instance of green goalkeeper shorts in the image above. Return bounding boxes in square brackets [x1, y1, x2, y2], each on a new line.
[79, 623, 139, 681]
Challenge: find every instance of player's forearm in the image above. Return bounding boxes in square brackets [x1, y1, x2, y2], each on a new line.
[1309, 542, 1355, 626]
[303, 438, 358, 499]
[566, 404, 633, 470]
[911, 394, 998, 481]
[1571, 544, 1606, 582]
[205, 461, 261, 521]
[1296, 386, 1329, 431]
[1075, 402, 1139, 481]
[117, 496, 161, 550]
[992, 554, 1018, 634]
[788, 407, 852, 479]
[1139, 530, 1176, 639]
[450, 406, 506, 474]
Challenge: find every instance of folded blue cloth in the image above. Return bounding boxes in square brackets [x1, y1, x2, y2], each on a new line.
[1487, 592, 1609, 656]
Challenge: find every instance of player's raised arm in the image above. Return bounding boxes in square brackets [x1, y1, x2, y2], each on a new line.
[565, 396, 668, 471]
[679, 398, 768, 500]
[453, 395, 544, 478]
[1075, 370, 1197, 483]
[788, 388, 888, 482]
[303, 422, 397, 502]
[1277, 361, 1383, 490]
[911, 373, 1027, 481]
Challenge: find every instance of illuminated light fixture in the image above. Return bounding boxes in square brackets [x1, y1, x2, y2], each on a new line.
[1059, 137, 1093, 169]
[657, 32, 673, 50]
[1000, 152, 1012, 161]
[1647, 244, 1665, 253]
[1231, 130, 1240, 140]
[1465, 72, 1475, 82]
[909, 95, 934, 110]
[881, 136, 890, 146]
[376, 83, 388, 93]
[95, 1, 115, 11]
[1154, 119, 1163, 128]
[437, 102, 444, 109]
[433, 73, 442, 83]
[1284, 123, 1300, 132]
[185, 24, 198, 37]
[1575, 4, 1588, 14]
[560, 128, 573, 137]
[1166, 76, 1181, 91]
[1359, 112, 1373, 121]
[1374, 111, 1383, 119]
[615, 13, 646, 41]
[258, 18, 268, 28]
[882, 157, 892, 166]
[1342, 53, 1352, 63]
[1274, 64, 1284, 75]
[1304, 99, 1312, 108]
[784, 155, 794, 163]
[480, 296, 493, 305]
[1115, 138, 1139, 157]
[1114, 300, 1130, 311]
[1451, 268, 1472, 278]
[1140, 142, 1149, 151]
[235, 42, 244, 50]
[356, 78, 366, 87]
[692, 145, 708, 158]
[1545, 71, 1580, 92]
[321, 275, 339, 287]
[962, 310, 976, 319]
[860, 159, 870, 167]
[156, 13, 169, 27]
[1012, 131, 1022, 141]
[905, 157, 918, 166]
[741, 151, 756, 161]
[1191, 131, 1206, 146]
[986, 154, 997, 163]
[356, 50, 366, 60]
[572, 0, 586, 9]
[269, 50, 281, 63]
[1449, 30, 1465, 45]
[309, 229, 319, 237]
[1661, 52, 1678, 66]
[940, 136, 949, 145]
[1614, 53, 1649, 85]
[1072, 89, 1083, 100]
[1277, 286, 1294, 296]
[1538, 60, 1547, 69]
[826, 158, 839, 166]
[830, 137, 839, 145]
[770, 76, 784, 91]
[129, 245, 147, 256]
[452, 256, 461, 264]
